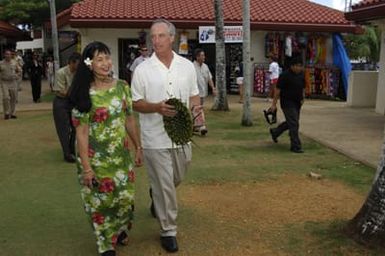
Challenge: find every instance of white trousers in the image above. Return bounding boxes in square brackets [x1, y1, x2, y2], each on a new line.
[143, 144, 192, 237]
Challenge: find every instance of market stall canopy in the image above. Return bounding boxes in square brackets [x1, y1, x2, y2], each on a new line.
[0, 20, 31, 41]
[66, 0, 360, 33]
[345, 0, 385, 22]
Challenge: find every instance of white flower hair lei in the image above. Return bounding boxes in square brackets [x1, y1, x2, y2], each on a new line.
[84, 57, 93, 66]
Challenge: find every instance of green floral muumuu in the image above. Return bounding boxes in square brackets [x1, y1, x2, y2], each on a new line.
[72, 80, 135, 254]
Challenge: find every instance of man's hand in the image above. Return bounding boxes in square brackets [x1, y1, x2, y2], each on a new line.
[212, 87, 217, 96]
[158, 101, 176, 117]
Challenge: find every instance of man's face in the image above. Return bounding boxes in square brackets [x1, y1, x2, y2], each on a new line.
[140, 48, 149, 57]
[196, 51, 205, 63]
[69, 60, 80, 73]
[4, 50, 12, 61]
[290, 63, 303, 74]
[151, 22, 174, 56]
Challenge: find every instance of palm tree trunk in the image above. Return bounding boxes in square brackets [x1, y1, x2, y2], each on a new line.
[345, 133, 385, 247]
[241, 0, 253, 126]
[212, 0, 229, 111]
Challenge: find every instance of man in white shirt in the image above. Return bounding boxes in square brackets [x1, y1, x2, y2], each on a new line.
[193, 48, 216, 135]
[268, 54, 280, 99]
[131, 19, 200, 253]
[193, 48, 216, 104]
[129, 46, 149, 79]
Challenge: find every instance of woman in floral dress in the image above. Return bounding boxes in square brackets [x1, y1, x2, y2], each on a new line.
[69, 41, 143, 256]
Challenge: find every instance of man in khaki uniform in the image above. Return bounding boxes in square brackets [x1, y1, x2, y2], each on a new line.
[0, 49, 21, 119]
[53, 52, 81, 163]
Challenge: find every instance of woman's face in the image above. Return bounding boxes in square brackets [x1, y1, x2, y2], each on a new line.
[91, 51, 112, 77]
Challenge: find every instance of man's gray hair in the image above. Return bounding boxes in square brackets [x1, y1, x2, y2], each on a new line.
[152, 19, 176, 36]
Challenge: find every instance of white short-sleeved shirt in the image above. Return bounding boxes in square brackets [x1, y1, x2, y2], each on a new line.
[269, 62, 280, 80]
[193, 61, 212, 98]
[129, 55, 149, 72]
[131, 51, 199, 149]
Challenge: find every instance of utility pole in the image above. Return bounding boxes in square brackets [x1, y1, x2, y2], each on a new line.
[48, 0, 60, 82]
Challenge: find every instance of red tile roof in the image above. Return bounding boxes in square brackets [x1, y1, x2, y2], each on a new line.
[68, 0, 358, 32]
[346, 0, 385, 22]
[45, 6, 72, 29]
[352, 0, 385, 9]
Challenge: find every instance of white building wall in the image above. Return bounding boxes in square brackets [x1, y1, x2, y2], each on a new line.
[251, 31, 267, 63]
[16, 38, 44, 53]
[77, 28, 337, 80]
[78, 28, 197, 77]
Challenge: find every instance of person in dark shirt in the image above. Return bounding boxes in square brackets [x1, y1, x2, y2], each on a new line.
[27, 52, 43, 103]
[269, 57, 305, 153]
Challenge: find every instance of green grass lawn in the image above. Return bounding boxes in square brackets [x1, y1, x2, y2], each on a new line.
[0, 108, 382, 256]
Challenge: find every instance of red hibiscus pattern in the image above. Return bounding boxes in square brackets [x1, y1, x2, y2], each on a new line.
[88, 147, 95, 158]
[71, 117, 80, 127]
[98, 177, 116, 193]
[124, 137, 129, 149]
[93, 107, 109, 123]
[75, 81, 135, 253]
[92, 212, 105, 225]
[111, 234, 118, 247]
[128, 170, 135, 182]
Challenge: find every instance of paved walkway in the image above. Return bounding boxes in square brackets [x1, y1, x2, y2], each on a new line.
[2, 81, 384, 168]
[242, 97, 384, 169]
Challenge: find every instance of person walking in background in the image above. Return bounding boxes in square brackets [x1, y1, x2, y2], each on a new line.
[128, 46, 149, 80]
[193, 48, 216, 135]
[11, 50, 24, 93]
[193, 48, 216, 105]
[69, 41, 143, 256]
[235, 62, 244, 103]
[0, 49, 21, 119]
[53, 52, 81, 163]
[131, 19, 200, 253]
[27, 52, 43, 103]
[267, 54, 280, 101]
[269, 57, 305, 153]
[46, 56, 54, 92]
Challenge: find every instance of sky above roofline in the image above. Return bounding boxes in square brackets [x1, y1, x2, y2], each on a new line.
[310, 0, 361, 10]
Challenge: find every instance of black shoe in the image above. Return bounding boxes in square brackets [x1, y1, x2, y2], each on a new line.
[269, 128, 278, 143]
[4, 114, 10, 120]
[290, 148, 304, 153]
[200, 127, 208, 136]
[149, 188, 156, 218]
[64, 154, 76, 163]
[100, 250, 115, 256]
[10, 115, 17, 119]
[117, 231, 129, 246]
[160, 236, 178, 253]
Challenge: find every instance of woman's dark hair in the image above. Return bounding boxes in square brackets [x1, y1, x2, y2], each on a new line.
[69, 41, 111, 113]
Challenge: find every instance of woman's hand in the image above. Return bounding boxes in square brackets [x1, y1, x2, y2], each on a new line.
[135, 148, 143, 167]
[83, 169, 96, 188]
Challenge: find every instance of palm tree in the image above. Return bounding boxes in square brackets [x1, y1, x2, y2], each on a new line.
[345, 137, 385, 247]
[241, 0, 253, 126]
[344, 25, 381, 64]
[212, 0, 229, 111]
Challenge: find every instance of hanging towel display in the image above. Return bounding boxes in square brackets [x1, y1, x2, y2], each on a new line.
[332, 33, 351, 96]
[285, 35, 292, 57]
